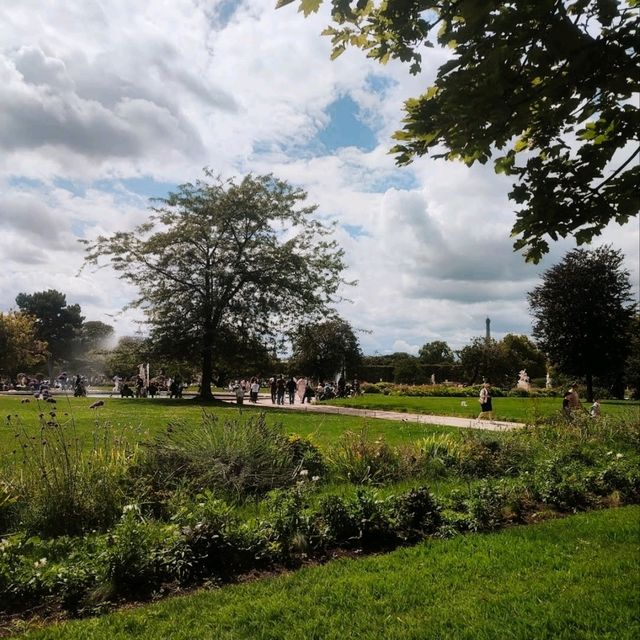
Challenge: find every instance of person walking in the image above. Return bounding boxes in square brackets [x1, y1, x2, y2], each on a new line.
[477, 382, 493, 420]
[269, 377, 277, 404]
[286, 376, 296, 404]
[250, 377, 260, 403]
[296, 377, 307, 404]
[276, 375, 286, 405]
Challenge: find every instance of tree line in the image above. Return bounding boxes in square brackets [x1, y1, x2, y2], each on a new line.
[1, 175, 637, 401]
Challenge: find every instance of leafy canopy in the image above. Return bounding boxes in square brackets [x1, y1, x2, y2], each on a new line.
[418, 340, 455, 364]
[279, 0, 639, 262]
[290, 317, 362, 380]
[528, 245, 636, 400]
[15, 289, 84, 370]
[0, 311, 47, 378]
[83, 172, 349, 397]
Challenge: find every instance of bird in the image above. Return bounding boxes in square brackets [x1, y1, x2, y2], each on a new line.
[89, 400, 104, 409]
[21, 398, 30, 404]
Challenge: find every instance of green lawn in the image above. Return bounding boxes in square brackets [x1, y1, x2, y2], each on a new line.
[0, 396, 459, 459]
[323, 393, 640, 422]
[14, 506, 639, 640]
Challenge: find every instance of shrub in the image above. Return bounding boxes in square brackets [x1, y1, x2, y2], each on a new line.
[533, 455, 597, 512]
[261, 488, 316, 561]
[316, 494, 358, 546]
[329, 430, 401, 485]
[349, 489, 396, 547]
[465, 481, 508, 532]
[103, 506, 164, 597]
[138, 413, 313, 499]
[286, 434, 327, 480]
[456, 436, 500, 479]
[4, 416, 135, 536]
[391, 487, 442, 540]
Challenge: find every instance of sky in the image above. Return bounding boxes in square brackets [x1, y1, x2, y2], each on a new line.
[0, 0, 638, 356]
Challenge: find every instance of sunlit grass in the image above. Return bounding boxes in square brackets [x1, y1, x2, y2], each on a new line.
[0, 396, 460, 460]
[324, 393, 639, 422]
[17, 506, 640, 640]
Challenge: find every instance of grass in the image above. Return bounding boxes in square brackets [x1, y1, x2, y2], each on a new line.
[14, 505, 639, 640]
[0, 396, 460, 460]
[324, 393, 640, 422]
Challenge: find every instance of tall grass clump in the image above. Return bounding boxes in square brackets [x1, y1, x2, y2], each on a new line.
[328, 429, 403, 485]
[2, 412, 136, 537]
[137, 412, 321, 500]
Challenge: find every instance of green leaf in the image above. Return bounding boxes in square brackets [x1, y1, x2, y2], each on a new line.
[330, 45, 346, 60]
[298, 0, 322, 16]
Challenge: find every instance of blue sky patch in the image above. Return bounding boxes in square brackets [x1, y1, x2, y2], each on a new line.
[365, 74, 397, 94]
[94, 177, 178, 202]
[342, 223, 368, 238]
[318, 95, 377, 153]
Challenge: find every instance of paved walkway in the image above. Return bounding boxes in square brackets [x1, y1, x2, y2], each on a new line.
[219, 394, 522, 432]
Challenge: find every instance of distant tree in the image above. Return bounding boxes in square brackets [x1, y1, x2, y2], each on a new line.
[500, 334, 547, 383]
[282, 0, 639, 262]
[104, 336, 150, 380]
[418, 340, 455, 365]
[79, 321, 115, 352]
[393, 355, 421, 384]
[290, 317, 362, 380]
[624, 313, 640, 399]
[458, 337, 510, 386]
[70, 321, 115, 378]
[0, 311, 47, 380]
[15, 290, 84, 381]
[83, 172, 348, 399]
[205, 326, 276, 385]
[528, 246, 635, 401]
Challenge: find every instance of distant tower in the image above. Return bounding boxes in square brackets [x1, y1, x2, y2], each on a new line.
[485, 317, 491, 343]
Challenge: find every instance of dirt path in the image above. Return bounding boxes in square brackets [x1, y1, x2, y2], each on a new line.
[219, 394, 523, 431]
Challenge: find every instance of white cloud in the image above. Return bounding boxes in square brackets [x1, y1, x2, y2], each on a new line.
[0, 0, 637, 359]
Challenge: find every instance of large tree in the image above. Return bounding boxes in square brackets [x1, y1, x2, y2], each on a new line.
[0, 311, 47, 380]
[289, 317, 362, 380]
[458, 337, 509, 386]
[624, 313, 640, 399]
[528, 245, 636, 400]
[500, 333, 547, 382]
[83, 172, 348, 398]
[281, 0, 639, 262]
[15, 289, 84, 381]
[418, 340, 455, 365]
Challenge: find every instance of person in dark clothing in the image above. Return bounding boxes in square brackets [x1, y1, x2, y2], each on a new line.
[286, 376, 296, 404]
[276, 376, 286, 405]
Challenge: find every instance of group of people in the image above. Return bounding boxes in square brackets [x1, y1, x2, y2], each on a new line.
[477, 381, 603, 422]
[230, 376, 361, 406]
[112, 374, 184, 399]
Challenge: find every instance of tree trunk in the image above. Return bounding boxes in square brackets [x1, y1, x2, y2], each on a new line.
[585, 372, 593, 403]
[200, 346, 214, 399]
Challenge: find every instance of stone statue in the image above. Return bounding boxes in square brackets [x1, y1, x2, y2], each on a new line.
[517, 369, 530, 391]
[430, 373, 436, 385]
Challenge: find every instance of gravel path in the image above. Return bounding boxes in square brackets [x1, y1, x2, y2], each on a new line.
[220, 394, 523, 432]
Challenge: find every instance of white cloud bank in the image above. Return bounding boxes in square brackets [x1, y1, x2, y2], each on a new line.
[0, 0, 637, 355]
